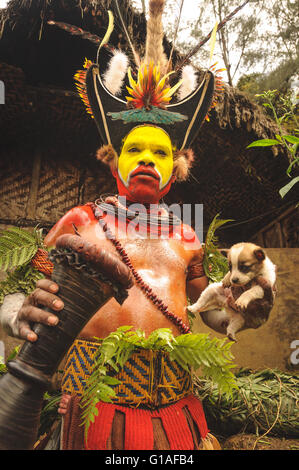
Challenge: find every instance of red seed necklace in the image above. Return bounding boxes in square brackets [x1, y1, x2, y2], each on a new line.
[88, 201, 191, 335]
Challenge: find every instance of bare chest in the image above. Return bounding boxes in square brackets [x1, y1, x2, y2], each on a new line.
[79, 221, 192, 276]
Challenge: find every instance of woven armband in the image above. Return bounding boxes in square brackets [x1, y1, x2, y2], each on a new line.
[186, 262, 205, 281]
[31, 248, 54, 277]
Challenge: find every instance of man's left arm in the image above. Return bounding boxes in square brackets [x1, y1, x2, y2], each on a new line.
[186, 248, 209, 303]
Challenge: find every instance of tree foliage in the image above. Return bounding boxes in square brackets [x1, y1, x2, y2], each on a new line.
[132, 0, 298, 87]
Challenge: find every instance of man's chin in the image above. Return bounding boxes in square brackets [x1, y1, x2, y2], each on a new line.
[127, 185, 161, 204]
[116, 174, 172, 204]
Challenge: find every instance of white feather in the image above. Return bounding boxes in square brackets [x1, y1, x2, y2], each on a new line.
[102, 50, 129, 96]
[177, 65, 197, 101]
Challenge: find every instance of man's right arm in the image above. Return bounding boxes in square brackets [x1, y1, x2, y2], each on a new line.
[0, 204, 96, 342]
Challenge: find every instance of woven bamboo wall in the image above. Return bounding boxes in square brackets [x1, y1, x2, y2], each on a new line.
[250, 206, 298, 248]
[0, 146, 117, 229]
[0, 148, 32, 220]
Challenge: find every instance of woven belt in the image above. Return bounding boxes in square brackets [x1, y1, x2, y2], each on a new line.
[61, 338, 193, 408]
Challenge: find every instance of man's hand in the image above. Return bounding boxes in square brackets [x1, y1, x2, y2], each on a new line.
[17, 279, 64, 342]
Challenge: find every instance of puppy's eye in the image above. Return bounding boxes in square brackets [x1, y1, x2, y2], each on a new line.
[228, 262, 232, 271]
[239, 265, 251, 273]
[128, 147, 140, 153]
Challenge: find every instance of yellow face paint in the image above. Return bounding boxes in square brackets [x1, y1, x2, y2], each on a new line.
[118, 126, 174, 190]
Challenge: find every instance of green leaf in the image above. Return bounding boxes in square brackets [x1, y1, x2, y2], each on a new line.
[282, 135, 299, 144]
[246, 139, 281, 148]
[279, 177, 299, 198]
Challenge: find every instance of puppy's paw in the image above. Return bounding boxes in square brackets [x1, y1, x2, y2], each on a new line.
[222, 277, 231, 288]
[187, 304, 199, 314]
[235, 297, 249, 312]
[227, 331, 237, 342]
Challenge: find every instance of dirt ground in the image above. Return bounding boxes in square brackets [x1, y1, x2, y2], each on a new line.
[221, 434, 299, 450]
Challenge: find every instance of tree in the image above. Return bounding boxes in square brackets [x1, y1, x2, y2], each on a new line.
[131, 0, 298, 88]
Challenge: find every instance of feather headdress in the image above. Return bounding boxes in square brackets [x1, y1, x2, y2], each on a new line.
[47, 0, 251, 178]
[69, 0, 227, 179]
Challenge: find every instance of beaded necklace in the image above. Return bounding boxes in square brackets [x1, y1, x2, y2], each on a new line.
[87, 200, 191, 335]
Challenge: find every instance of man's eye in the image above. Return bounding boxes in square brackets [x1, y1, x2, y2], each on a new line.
[155, 149, 166, 156]
[128, 147, 140, 153]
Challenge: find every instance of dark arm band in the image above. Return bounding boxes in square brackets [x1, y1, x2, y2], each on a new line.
[186, 262, 205, 281]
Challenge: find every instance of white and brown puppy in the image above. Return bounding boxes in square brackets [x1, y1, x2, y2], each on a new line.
[188, 243, 276, 341]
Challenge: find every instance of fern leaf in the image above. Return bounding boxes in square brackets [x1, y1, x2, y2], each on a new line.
[0, 264, 44, 300]
[0, 245, 38, 271]
[2, 227, 36, 244]
[203, 214, 233, 282]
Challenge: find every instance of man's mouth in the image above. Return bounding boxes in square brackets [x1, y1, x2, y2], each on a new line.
[129, 166, 160, 182]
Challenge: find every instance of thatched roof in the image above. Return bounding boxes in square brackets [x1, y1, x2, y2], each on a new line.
[0, 0, 297, 245]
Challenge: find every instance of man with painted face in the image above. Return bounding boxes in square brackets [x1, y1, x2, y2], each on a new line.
[0, 2, 229, 450]
[0, 1, 276, 451]
[2, 121, 224, 450]
[115, 126, 176, 204]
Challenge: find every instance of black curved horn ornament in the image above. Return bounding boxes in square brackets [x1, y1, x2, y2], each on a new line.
[85, 64, 215, 153]
[0, 236, 133, 450]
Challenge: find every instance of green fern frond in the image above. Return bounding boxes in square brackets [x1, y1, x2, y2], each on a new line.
[1, 226, 37, 244]
[0, 226, 49, 303]
[0, 227, 42, 271]
[203, 213, 233, 283]
[0, 264, 45, 303]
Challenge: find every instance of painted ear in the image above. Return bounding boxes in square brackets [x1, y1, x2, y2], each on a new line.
[219, 249, 229, 258]
[254, 248, 265, 261]
[96, 145, 118, 173]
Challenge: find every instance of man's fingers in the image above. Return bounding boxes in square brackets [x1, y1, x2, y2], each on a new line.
[29, 288, 64, 311]
[18, 322, 38, 342]
[36, 278, 59, 293]
[20, 305, 59, 326]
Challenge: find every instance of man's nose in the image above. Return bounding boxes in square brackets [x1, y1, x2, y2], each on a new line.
[139, 151, 155, 166]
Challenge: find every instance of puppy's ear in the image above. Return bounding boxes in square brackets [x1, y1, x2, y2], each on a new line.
[219, 248, 229, 258]
[254, 248, 265, 262]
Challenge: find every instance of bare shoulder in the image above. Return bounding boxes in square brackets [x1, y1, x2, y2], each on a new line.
[44, 204, 96, 247]
[177, 223, 204, 263]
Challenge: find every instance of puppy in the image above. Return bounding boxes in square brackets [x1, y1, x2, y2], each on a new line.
[188, 242, 276, 341]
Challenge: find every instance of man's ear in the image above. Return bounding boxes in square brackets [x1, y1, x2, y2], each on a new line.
[172, 148, 194, 182]
[96, 145, 118, 173]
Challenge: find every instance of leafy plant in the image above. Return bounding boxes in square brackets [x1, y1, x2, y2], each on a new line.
[0, 226, 49, 303]
[194, 368, 299, 439]
[80, 325, 237, 442]
[203, 213, 232, 283]
[37, 391, 62, 439]
[247, 89, 299, 199]
[0, 345, 20, 376]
